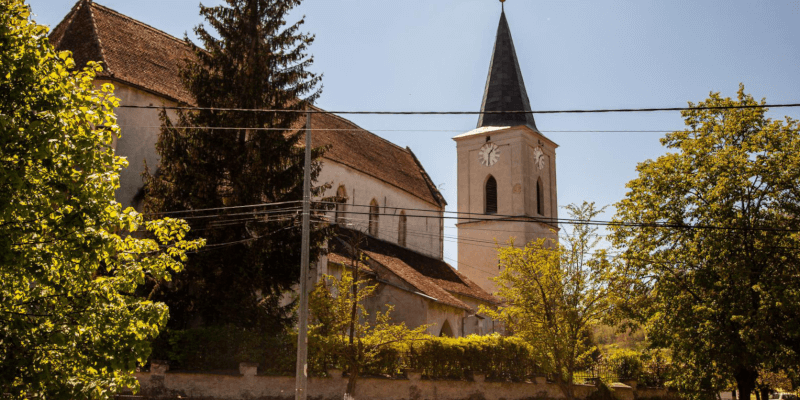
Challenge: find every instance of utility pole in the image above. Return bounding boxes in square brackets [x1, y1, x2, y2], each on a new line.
[295, 109, 312, 400]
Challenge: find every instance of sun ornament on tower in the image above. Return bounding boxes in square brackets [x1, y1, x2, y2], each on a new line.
[453, 1, 559, 294]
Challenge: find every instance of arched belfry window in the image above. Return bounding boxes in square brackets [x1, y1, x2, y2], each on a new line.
[369, 199, 379, 236]
[335, 185, 347, 224]
[536, 178, 544, 216]
[398, 211, 407, 247]
[485, 176, 498, 215]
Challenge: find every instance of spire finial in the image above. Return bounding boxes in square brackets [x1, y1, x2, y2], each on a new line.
[500, 0, 505, 11]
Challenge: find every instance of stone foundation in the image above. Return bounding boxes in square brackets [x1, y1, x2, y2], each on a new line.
[132, 362, 673, 400]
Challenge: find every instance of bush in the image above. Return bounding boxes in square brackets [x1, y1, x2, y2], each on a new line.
[608, 349, 644, 381]
[149, 325, 296, 374]
[152, 330, 545, 381]
[639, 349, 672, 387]
[311, 333, 542, 381]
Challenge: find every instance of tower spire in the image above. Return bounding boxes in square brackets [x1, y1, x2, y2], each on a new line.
[477, 5, 538, 131]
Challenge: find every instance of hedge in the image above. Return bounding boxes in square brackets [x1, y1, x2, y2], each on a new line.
[149, 326, 670, 385]
[151, 327, 541, 380]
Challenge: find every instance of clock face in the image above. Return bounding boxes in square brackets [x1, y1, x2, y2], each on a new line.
[479, 143, 500, 166]
[533, 147, 545, 170]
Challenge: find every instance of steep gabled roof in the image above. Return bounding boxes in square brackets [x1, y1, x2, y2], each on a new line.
[332, 229, 498, 310]
[50, 0, 194, 104]
[300, 110, 447, 208]
[48, 0, 446, 208]
[476, 9, 538, 131]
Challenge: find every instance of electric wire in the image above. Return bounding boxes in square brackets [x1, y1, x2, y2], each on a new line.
[142, 198, 800, 234]
[120, 125, 689, 134]
[317, 205, 800, 233]
[116, 103, 800, 115]
[143, 200, 303, 216]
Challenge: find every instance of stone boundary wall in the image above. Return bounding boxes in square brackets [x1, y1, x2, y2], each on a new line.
[134, 362, 673, 400]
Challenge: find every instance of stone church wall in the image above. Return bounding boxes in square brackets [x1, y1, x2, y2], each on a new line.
[133, 364, 670, 400]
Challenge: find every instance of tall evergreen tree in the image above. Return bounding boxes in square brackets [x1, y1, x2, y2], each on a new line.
[143, 0, 328, 332]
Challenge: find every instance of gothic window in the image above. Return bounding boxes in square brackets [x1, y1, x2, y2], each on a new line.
[439, 320, 454, 337]
[485, 176, 498, 215]
[536, 178, 543, 216]
[369, 199, 379, 236]
[398, 210, 407, 247]
[335, 185, 347, 224]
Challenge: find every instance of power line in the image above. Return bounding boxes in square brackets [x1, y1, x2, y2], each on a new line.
[319, 201, 800, 233]
[120, 125, 687, 133]
[116, 103, 800, 115]
[140, 199, 800, 234]
[144, 200, 302, 216]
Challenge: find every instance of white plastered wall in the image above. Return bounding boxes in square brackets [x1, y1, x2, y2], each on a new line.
[316, 160, 445, 259]
[98, 80, 178, 210]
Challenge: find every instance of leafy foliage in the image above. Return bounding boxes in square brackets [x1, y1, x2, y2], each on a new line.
[611, 85, 800, 400]
[143, 0, 329, 332]
[608, 350, 644, 382]
[483, 202, 622, 400]
[310, 266, 428, 398]
[0, 1, 203, 398]
[150, 326, 545, 381]
[149, 325, 295, 373]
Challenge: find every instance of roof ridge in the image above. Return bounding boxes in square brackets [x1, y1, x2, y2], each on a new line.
[90, 1, 188, 47]
[405, 147, 447, 208]
[310, 104, 409, 154]
[47, 0, 84, 46]
[85, 1, 110, 74]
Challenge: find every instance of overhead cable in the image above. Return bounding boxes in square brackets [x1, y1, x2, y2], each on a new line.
[116, 103, 800, 115]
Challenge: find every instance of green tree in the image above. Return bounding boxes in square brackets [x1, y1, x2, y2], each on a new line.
[483, 202, 619, 400]
[610, 85, 800, 400]
[143, 0, 328, 332]
[0, 1, 203, 398]
[310, 237, 428, 400]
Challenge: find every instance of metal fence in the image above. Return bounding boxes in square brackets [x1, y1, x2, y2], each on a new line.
[573, 359, 624, 384]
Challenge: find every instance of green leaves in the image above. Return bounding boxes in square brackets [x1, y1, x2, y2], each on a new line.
[610, 84, 800, 397]
[0, 1, 204, 398]
[484, 202, 619, 400]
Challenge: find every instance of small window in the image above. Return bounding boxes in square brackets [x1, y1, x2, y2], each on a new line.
[485, 176, 497, 214]
[536, 178, 543, 215]
[335, 185, 347, 224]
[369, 199, 379, 236]
[398, 211, 407, 247]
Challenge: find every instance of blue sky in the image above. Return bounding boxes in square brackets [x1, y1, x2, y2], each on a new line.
[28, 0, 800, 266]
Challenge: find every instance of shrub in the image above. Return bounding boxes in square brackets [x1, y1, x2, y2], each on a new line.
[311, 333, 542, 381]
[150, 325, 295, 374]
[608, 349, 644, 381]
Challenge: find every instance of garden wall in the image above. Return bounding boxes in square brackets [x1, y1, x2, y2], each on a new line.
[132, 362, 674, 400]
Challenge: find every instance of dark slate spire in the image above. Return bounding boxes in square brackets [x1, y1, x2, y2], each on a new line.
[477, 9, 538, 131]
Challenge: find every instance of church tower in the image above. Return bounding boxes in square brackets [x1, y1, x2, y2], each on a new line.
[454, 6, 558, 294]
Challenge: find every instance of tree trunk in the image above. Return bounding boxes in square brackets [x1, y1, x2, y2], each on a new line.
[735, 368, 758, 400]
[760, 387, 770, 400]
[554, 373, 574, 400]
[344, 364, 359, 400]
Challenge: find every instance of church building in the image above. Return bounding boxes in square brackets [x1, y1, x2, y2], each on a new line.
[49, 0, 556, 338]
[454, 8, 559, 295]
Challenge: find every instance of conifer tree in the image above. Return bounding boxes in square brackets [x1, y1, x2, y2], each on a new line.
[143, 0, 329, 333]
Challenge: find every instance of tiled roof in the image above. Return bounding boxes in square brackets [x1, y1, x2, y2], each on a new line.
[333, 229, 498, 310]
[49, 0, 446, 208]
[327, 252, 373, 274]
[50, 0, 194, 104]
[300, 109, 447, 207]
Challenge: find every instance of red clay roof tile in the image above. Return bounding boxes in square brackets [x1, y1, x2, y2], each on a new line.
[49, 0, 446, 208]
